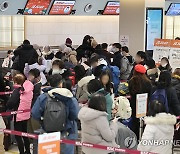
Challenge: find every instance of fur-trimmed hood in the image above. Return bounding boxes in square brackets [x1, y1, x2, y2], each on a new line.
[68, 50, 77, 56]
[145, 113, 176, 125]
[48, 88, 73, 98]
[42, 50, 52, 56]
[78, 75, 95, 87]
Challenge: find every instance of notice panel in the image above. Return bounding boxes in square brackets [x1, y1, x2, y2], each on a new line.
[103, 2, 120, 15]
[49, 0, 75, 15]
[24, 0, 50, 15]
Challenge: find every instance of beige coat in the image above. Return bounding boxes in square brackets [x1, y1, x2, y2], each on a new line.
[78, 107, 118, 154]
[68, 50, 78, 65]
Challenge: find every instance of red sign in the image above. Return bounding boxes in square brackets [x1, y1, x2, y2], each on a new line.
[103, 2, 120, 15]
[49, 0, 75, 15]
[24, 0, 50, 15]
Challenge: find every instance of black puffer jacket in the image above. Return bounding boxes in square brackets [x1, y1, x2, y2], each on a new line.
[171, 76, 180, 102]
[12, 45, 38, 73]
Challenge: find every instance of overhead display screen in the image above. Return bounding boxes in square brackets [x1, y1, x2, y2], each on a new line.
[103, 1, 120, 15]
[146, 8, 163, 51]
[49, 0, 75, 15]
[166, 3, 180, 16]
[24, 0, 51, 15]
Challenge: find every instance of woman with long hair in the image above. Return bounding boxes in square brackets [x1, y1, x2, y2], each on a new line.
[99, 70, 114, 94]
[129, 64, 152, 139]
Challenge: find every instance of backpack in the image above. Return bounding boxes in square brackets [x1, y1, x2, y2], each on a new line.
[109, 66, 120, 93]
[43, 94, 66, 133]
[118, 82, 129, 95]
[150, 89, 169, 112]
[114, 96, 132, 120]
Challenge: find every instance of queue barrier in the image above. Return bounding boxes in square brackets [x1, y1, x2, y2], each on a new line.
[0, 128, 156, 154]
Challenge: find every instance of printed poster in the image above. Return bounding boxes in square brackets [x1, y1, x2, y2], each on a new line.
[153, 39, 171, 63]
[169, 40, 180, 71]
[38, 132, 60, 154]
[136, 93, 148, 118]
[103, 2, 120, 15]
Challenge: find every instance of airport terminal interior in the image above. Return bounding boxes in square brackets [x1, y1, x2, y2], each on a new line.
[0, 0, 180, 154]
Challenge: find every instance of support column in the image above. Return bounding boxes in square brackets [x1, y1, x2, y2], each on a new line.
[119, 0, 165, 56]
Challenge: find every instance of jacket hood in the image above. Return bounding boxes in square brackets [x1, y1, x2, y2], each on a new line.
[78, 75, 95, 87]
[172, 76, 180, 85]
[78, 107, 108, 121]
[48, 88, 73, 98]
[145, 113, 176, 125]
[22, 44, 33, 50]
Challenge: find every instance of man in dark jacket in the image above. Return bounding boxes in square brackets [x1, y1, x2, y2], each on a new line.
[32, 74, 79, 154]
[111, 43, 122, 70]
[101, 43, 113, 64]
[12, 40, 38, 73]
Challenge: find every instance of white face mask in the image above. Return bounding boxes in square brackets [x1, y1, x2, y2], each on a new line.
[161, 63, 167, 67]
[9, 55, 14, 59]
[112, 48, 118, 53]
[52, 69, 61, 75]
[52, 68, 66, 75]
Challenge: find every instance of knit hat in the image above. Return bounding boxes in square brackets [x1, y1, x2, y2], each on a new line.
[135, 64, 146, 74]
[65, 38, 72, 45]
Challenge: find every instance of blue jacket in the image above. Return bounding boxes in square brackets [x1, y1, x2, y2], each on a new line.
[31, 87, 79, 134]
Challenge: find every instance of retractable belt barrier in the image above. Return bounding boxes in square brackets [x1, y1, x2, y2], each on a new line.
[0, 128, 156, 154]
[0, 91, 13, 95]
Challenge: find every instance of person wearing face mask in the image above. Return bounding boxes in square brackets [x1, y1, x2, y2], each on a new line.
[49, 60, 71, 79]
[111, 43, 123, 70]
[159, 57, 172, 73]
[2, 50, 14, 68]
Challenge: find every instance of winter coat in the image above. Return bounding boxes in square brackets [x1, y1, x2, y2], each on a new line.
[94, 89, 113, 121]
[120, 55, 134, 80]
[101, 50, 113, 64]
[138, 113, 176, 154]
[12, 44, 38, 73]
[31, 82, 42, 107]
[111, 51, 123, 70]
[32, 87, 79, 134]
[76, 75, 95, 104]
[78, 107, 118, 154]
[2, 57, 13, 68]
[0, 116, 6, 134]
[68, 51, 78, 65]
[171, 75, 180, 102]
[7, 81, 34, 122]
[24, 60, 47, 85]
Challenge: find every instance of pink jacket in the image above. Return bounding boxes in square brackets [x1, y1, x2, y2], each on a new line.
[16, 80, 34, 122]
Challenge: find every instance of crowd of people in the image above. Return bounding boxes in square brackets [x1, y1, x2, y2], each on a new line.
[0, 35, 180, 154]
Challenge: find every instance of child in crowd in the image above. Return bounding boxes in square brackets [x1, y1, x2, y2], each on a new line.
[78, 93, 118, 154]
[159, 57, 172, 73]
[138, 100, 176, 154]
[99, 70, 114, 94]
[2, 50, 13, 68]
[7, 74, 34, 154]
[128, 51, 147, 80]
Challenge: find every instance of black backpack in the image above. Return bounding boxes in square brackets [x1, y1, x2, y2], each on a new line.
[43, 93, 66, 133]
